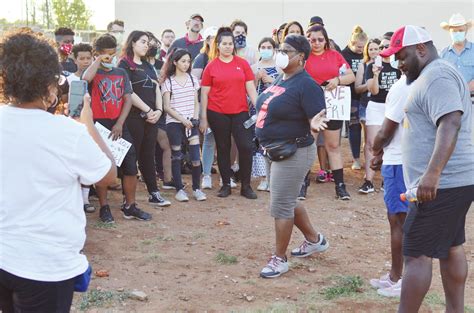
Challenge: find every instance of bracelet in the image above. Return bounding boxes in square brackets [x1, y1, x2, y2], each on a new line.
[146, 108, 152, 114]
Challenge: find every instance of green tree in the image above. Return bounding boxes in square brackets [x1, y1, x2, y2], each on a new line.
[52, 0, 92, 30]
[39, 0, 54, 29]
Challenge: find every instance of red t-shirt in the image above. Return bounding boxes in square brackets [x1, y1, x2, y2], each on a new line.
[201, 56, 255, 114]
[90, 68, 132, 120]
[305, 49, 350, 85]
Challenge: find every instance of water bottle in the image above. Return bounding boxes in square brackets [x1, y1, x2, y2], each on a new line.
[400, 188, 418, 202]
[243, 114, 257, 129]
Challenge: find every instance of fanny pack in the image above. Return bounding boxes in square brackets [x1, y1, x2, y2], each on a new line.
[74, 265, 92, 292]
[263, 135, 311, 162]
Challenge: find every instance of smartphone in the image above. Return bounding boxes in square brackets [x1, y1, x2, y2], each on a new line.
[374, 56, 382, 68]
[68, 80, 88, 117]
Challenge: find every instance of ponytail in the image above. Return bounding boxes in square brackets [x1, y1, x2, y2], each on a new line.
[209, 27, 235, 61]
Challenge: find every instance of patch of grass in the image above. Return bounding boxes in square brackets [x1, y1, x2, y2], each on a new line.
[215, 251, 238, 265]
[140, 239, 153, 245]
[423, 292, 444, 306]
[147, 252, 162, 262]
[322, 275, 363, 300]
[244, 279, 257, 285]
[465, 305, 474, 313]
[92, 221, 117, 229]
[78, 289, 129, 311]
[156, 235, 175, 241]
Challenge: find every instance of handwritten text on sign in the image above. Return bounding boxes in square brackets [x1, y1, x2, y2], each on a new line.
[95, 122, 132, 167]
[324, 86, 351, 121]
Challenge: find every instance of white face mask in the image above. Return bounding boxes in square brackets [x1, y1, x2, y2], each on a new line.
[275, 52, 289, 69]
[450, 31, 466, 43]
[390, 55, 399, 69]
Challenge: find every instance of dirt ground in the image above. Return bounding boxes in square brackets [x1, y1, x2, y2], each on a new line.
[71, 140, 474, 313]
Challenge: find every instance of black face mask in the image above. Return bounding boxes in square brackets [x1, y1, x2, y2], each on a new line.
[148, 47, 159, 58]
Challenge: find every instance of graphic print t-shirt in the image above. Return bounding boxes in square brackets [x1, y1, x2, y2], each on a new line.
[341, 46, 364, 100]
[119, 59, 159, 119]
[89, 67, 132, 120]
[255, 71, 325, 146]
[367, 62, 401, 103]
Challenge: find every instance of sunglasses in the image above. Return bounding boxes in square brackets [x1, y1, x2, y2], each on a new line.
[380, 44, 390, 49]
[310, 37, 325, 43]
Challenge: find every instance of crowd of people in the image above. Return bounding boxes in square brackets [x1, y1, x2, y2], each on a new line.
[0, 11, 473, 313]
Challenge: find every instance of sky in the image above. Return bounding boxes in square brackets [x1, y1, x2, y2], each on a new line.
[0, 0, 115, 30]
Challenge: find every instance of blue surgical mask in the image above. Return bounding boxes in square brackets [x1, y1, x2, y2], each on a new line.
[259, 49, 273, 60]
[450, 31, 466, 43]
[235, 34, 247, 49]
[101, 62, 114, 69]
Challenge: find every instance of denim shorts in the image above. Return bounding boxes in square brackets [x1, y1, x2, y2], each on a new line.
[381, 165, 408, 215]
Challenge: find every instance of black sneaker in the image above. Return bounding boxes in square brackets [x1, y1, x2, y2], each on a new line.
[149, 191, 171, 207]
[121, 203, 152, 221]
[241, 185, 257, 199]
[99, 205, 114, 224]
[297, 183, 307, 200]
[162, 180, 176, 190]
[217, 185, 231, 198]
[358, 180, 375, 194]
[336, 183, 351, 200]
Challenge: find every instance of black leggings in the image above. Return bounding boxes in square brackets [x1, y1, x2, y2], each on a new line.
[0, 269, 75, 313]
[127, 117, 159, 193]
[207, 110, 253, 187]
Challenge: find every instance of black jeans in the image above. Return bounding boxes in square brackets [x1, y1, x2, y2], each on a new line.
[127, 117, 159, 193]
[0, 269, 75, 313]
[207, 110, 253, 187]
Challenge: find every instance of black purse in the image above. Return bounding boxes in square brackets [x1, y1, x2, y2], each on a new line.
[263, 139, 298, 161]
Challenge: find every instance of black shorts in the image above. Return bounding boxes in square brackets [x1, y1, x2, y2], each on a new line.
[0, 269, 75, 313]
[403, 185, 474, 259]
[95, 118, 138, 176]
[326, 120, 343, 131]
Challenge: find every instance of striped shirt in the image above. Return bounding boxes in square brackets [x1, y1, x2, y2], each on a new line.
[162, 74, 200, 124]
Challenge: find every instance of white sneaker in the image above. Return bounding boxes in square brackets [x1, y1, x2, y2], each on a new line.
[260, 255, 289, 278]
[370, 273, 398, 289]
[291, 233, 329, 258]
[351, 160, 362, 170]
[202, 175, 212, 189]
[175, 189, 189, 202]
[377, 279, 402, 297]
[193, 189, 207, 201]
[257, 179, 270, 192]
[219, 178, 237, 188]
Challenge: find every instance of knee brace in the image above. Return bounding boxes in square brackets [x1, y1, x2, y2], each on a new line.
[171, 149, 183, 162]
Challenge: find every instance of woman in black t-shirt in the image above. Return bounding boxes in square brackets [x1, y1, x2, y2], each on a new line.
[341, 26, 368, 171]
[119, 31, 171, 207]
[359, 37, 400, 194]
[255, 35, 330, 279]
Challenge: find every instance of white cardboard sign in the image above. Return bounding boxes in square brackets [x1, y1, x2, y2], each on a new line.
[95, 122, 132, 167]
[324, 86, 351, 121]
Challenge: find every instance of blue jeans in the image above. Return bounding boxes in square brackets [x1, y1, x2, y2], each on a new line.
[202, 130, 215, 176]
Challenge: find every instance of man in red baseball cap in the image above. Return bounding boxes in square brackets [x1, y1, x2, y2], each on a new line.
[381, 25, 474, 312]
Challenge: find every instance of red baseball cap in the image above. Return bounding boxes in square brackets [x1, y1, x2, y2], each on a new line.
[380, 25, 432, 57]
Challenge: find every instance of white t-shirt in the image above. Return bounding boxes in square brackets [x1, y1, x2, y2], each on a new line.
[66, 72, 81, 85]
[383, 75, 410, 165]
[0, 106, 111, 281]
[162, 74, 200, 124]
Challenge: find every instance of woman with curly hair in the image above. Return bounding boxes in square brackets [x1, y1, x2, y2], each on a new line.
[0, 29, 116, 312]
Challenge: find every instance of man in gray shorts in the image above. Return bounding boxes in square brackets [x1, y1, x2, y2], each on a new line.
[381, 25, 474, 312]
